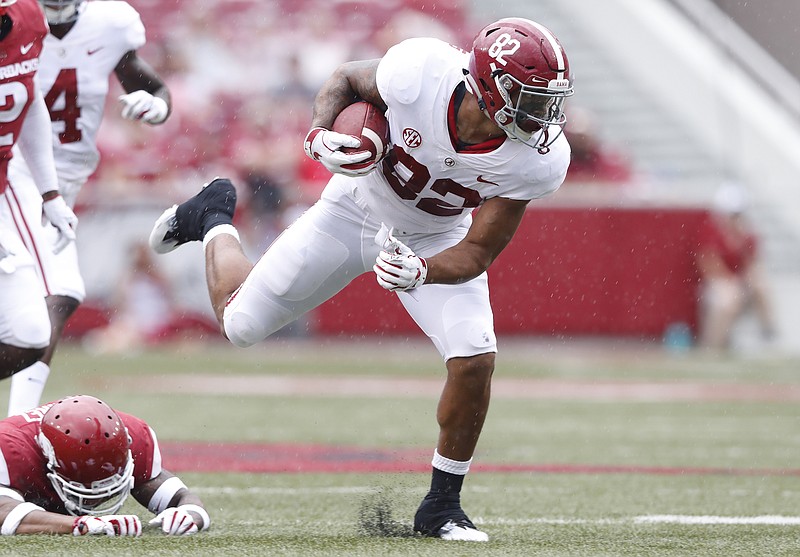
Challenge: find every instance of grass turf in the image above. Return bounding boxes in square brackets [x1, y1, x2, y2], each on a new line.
[0, 339, 797, 556]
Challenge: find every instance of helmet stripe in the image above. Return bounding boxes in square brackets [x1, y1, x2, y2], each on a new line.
[526, 20, 567, 80]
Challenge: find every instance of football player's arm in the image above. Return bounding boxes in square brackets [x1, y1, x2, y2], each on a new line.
[133, 470, 210, 535]
[0, 492, 73, 534]
[695, 247, 733, 280]
[16, 83, 58, 197]
[18, 83, 78, 253]
[425, 197, 530, 285]
[309, 59, 386, 129]
[305, 59, 385, 175]
[0, 491, 141, 536]
[115, 50, 172, 125]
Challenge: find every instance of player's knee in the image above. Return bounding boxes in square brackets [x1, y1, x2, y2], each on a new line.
[223, 310, 263, 348]
[442, 319, 497, 361]
[458, 352, 495, 381]
[8, 308, 51, 350]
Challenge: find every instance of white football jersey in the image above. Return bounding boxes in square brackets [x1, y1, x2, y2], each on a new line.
[354, 37, 571, 234]
[9, 1, 145, 193]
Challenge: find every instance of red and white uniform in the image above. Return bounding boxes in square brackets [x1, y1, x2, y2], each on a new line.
[6, 0, 146, 302]
[0, 0, 55, 350]
[0, 402, 161, 513]
[223, 38, 570, 359]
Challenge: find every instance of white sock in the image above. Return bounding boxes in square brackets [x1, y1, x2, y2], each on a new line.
[8, 361, 50, 416]
[202, 224, 240, 250]
[432, 449, 472, 475]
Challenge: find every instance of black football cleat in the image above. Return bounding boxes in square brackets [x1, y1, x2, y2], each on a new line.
[149, 177, 237, 254]
[413, 492, 488, 542]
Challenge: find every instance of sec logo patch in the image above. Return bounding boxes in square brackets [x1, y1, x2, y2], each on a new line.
[402, 128, 422, 148]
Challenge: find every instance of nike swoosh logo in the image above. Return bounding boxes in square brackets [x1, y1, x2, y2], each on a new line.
[476, 175, 499, 187]
[87, 47, 104, 56]
[20, 42, 34, 55]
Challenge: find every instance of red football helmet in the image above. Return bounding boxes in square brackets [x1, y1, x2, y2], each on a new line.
[465, 18, 574, 149]
[37, 395, 134, 516]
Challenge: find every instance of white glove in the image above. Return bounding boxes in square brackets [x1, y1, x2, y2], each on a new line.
[72, 515, 142, 537]
[41, 194, 78, 254]
[118, 90, 169, 124]
[0, 242, 15, 273]
[373, 224, 427, 292]
[303, 127, 373, 177]
[148, 507, 200, 536]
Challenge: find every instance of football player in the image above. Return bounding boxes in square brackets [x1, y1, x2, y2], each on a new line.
[0, 0, 78, 379]
[149, 18, 573, 541]
[6, 0, 171, 416]
[0, 394, 210, 536]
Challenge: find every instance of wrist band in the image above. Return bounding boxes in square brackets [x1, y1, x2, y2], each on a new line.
[148, 476, 188, 514]
[178, 504, 210, 531]
[1, 502, 44, 535]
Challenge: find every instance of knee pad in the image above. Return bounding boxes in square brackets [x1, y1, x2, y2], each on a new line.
[441, 294, 496, 359]
[223, 309, 265, 348]
[6, 306, 50, 349]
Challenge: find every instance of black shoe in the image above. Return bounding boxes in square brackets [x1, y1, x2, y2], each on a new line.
[413, 492, 488, 542]
[149, 178, 237, 254]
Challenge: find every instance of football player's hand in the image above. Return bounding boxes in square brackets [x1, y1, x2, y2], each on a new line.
[72, 515, 142, 537]
[148, 507, 200, 536]
[303, 127, 373, 177]
[118, 90, 169, 124]
[0, 240, 15, 273]
[41, 194, 78, 254]
[373, 224, 427, 292]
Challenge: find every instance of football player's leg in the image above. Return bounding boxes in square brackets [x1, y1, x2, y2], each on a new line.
[223, 195, 371, 348]
[397, 274, 495, 541]
[0, 254, 50, 380]
[204, 233, 254, 329]
[7, 178, 85, 414]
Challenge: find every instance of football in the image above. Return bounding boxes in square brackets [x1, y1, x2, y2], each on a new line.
[332, 101, 390, 172]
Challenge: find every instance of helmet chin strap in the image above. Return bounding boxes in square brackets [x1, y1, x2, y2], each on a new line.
[462, 69, 487, 112]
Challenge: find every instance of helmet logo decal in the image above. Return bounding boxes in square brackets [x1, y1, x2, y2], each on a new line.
[487, 33, 520, 66]
[402, 128, 422, 148]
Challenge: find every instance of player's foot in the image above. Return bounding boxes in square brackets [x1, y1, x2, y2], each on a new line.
[149, 178, 237, 254]
[413, 492, 488, 542]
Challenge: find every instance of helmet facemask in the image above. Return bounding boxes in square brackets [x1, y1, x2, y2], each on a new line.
[38, 430, 134, 516]
[39, 0, 85, 25]
[492, 72, 572, 148]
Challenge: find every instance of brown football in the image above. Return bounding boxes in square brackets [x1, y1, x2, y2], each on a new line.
[332, 101, 390, 172]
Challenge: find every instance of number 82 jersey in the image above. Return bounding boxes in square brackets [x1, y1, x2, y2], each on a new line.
[352, 37, 571, 235]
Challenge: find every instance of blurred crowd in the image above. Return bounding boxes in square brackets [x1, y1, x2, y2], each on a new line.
[73, 0, 777, 354]
[83, 0, 471, 248]
[83, 1, 636, 247]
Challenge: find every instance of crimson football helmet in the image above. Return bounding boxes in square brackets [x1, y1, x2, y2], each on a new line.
[39, 0, 85, 25]
[465, 18, 574, 149]
[37, 395, 134, 516]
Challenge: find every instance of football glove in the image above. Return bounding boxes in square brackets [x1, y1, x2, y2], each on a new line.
[148, 506, 201, 536]
[118, 90, 169, 125]
[373, 224, 427, 292]
[41, 194, 78, 254]
[72, 515, 142, 537]
[303, 127, 373, 177]
[0, 240, 11, 274]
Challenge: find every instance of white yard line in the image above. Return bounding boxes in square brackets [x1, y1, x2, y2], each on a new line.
[123, 374, 800, 402]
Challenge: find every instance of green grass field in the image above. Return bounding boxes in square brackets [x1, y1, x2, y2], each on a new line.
[1, 337, 798, 556]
